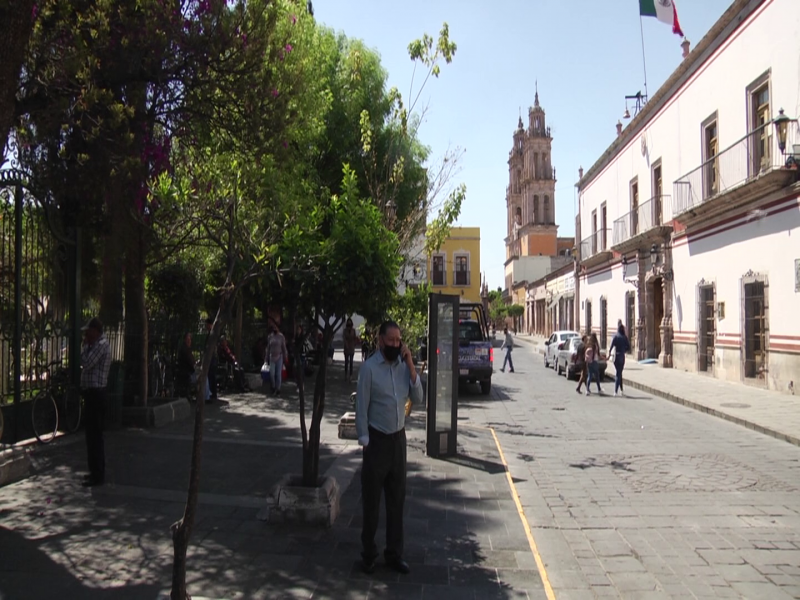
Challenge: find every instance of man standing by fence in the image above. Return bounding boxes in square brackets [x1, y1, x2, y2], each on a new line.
[80, 317, 111, 487]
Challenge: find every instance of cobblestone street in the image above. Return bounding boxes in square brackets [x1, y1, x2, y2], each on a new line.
[0, 343, 799, 598]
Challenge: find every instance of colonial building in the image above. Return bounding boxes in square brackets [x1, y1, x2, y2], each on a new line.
[576, 0, 800, 391]
[504, 91, 573, 320]
[428, 226, 482, 303]
[526, 263, 576, 337]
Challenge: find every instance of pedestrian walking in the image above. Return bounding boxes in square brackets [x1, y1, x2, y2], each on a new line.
[575, 335, 588, 394]
[500, 325, 514, 373]
[80, 317, 111, 487]
[266, 325, 288, 396]
[356, 320, 423, 576]
[610, 323, 631, 396]
[343, 318, 358, 382]
[586, 333, 603, 396]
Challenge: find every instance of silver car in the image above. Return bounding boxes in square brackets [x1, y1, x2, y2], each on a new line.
[543, 330, 579, 369]
[556, 336, 608, 380]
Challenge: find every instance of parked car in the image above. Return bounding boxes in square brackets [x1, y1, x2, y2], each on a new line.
[543, 330, 580, 369]
[556, 336, 607, 380]
[457, 303, 493, 395]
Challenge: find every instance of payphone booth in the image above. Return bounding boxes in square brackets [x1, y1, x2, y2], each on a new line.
[426, 293, 459, 457]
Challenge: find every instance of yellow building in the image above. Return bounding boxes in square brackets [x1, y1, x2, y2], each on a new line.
[428, 227, 481, 303]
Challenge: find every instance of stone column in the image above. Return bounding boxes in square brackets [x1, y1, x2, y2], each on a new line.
[659, 246, 674, 368]
[637, 250, 647, 360]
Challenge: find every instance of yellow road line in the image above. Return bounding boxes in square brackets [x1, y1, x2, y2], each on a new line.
[486, 426, 557, 600]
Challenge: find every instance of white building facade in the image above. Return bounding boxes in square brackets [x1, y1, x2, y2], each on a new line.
[576, 0, 800, 392]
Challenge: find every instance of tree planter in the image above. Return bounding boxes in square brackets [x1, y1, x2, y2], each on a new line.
[258, 474, 340, 527]
[0, 447, 30, 487]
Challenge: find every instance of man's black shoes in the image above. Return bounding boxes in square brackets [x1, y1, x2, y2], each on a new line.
[361, 558, 376, 574]
[387, 558, 411, 575]
[81, 477, 104, 487]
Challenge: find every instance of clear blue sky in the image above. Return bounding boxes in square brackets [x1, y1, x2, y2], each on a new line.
[315, 0, 732, 290]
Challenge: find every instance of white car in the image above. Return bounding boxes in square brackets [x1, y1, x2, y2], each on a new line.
[543, 330, 580, 369]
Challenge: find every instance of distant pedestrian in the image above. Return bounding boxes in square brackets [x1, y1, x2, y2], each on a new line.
[266, 325, 288, 396]
[500, 326, 514, 372]
[80, 317, 111, 487]
[356, 320, 422, 576]
[586, 333, 603, 396]
[343, 318, 358, 382]
[575, 335, 588, 394]
[610, 323, 631, 397]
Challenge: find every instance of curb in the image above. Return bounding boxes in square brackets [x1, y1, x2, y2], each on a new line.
[621, 377, 800, 448]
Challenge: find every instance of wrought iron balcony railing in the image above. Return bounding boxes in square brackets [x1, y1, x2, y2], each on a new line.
[673, 119, 798, 217]
[453, 270, 471, 286]
[612, 195, 671, 246]
[580, 229, 610, 262]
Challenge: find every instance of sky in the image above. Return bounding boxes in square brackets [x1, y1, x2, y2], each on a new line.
[315, 0, 733, 290]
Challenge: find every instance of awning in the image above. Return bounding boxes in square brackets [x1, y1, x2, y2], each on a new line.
[547, 293, 562, 310]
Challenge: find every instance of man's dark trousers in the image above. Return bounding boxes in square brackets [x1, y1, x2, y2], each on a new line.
[361, 426, 407, 562]
[83, 388, 106, 482]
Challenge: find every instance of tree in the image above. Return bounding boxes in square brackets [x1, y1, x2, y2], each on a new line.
[278, 165, 400, 487]
[0, 0, 35, 156]
[507, 303, 525, 332]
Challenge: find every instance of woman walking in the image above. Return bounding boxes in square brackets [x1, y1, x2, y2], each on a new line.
[585, 333, 603, 396]
[610, 323, 631, 396]
[575, 335, 588, 394]
[343, 318, 359, 382]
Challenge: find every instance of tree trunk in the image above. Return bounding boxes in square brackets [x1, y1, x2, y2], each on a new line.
[0, 0, 34, 154]
[123, 223, 148, 407]
[233, 291, 243, 362]
[303, 321, 334, 487]
[170, 296, 231, 599]
[99, 179, 125, 327]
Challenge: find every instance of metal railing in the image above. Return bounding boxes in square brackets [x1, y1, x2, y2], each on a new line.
[673, 119, 798, 216]
[580, 229, 610, 261]
[612, 195, 671, 246]
[432, 270, 447, 286]
[453, 270, 471, 286]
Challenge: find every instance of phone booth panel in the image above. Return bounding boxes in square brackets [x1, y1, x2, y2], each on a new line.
[426, 293, 459, 457]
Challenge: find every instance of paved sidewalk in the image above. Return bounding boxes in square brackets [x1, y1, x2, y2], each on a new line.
[523, 334, 800, 448]
[0, 356, 546, 599]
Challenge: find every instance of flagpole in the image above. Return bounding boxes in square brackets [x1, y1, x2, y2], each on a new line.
[638, 15, 650, 100]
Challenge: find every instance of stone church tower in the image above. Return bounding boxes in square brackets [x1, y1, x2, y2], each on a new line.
[505, 91, 559, 275]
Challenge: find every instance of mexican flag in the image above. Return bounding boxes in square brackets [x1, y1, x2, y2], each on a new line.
[640, 0, 684, 37]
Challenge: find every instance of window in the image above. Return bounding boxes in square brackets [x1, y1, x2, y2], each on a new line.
[702, 115, 718, 199]
[454, 254, 469, 286]
[432, 255, 445, 286]
[533, 195, 539, 224]
[652, 161, 663, 226]
[544, 195, 551, 224]
[533, 153, 539, 179]
[591, 209, 598, 255]
[600, 202, 607, 250]
[459, 321, 483, 342]
[630, 179, 639, 236]
[747, 73, 771, 174]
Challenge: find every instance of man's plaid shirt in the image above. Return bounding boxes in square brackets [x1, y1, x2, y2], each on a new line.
[81, 335, 111, 389]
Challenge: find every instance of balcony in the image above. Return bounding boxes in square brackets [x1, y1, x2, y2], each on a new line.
[612, 195, 673, 254]
[453, 270, 471, 286]
[432, 270, 446, 286]
[673, 120, 799, 225]
[579, 229, 612, 268]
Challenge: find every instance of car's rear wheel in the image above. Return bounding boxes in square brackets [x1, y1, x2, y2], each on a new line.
[480, 380, 491, 395]
[543, 353, 548, 368]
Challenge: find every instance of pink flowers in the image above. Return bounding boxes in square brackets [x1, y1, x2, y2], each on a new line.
[272, 89, 280, 98]
[285, 44, 293, 53]
[290, 15, 297, 24]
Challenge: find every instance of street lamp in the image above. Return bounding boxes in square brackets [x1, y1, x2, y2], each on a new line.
[650, 243, 660, 269]
[774, 108, 790, 154]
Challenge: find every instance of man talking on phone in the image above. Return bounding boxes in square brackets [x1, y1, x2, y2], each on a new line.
[356, 320, 422, 575]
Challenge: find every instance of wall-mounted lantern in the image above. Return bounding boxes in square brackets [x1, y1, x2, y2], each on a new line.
[775, 108, 790, 154]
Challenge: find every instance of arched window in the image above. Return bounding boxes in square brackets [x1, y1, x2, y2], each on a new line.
[533, 153, 539, 179]
[533, 195, 539, 224]
[544, 195, 550, 224]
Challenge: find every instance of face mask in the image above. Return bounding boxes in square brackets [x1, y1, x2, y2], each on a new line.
[382, 344, 401, 362]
